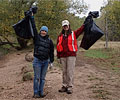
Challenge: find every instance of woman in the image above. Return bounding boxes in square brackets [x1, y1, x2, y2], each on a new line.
[30, 14, 54, 98]
[57, 20, 84, 94]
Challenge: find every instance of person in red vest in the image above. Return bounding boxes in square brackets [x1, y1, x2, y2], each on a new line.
[57, 20, 84, 94]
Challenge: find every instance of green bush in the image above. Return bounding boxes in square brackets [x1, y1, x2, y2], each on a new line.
[22, 72, 34, 81]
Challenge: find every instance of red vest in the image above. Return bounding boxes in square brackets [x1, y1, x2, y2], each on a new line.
[57, 31, 78, 52]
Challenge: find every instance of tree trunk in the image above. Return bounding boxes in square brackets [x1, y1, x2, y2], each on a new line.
[105, 17, 108, 48]
[17, 37, 28, 49]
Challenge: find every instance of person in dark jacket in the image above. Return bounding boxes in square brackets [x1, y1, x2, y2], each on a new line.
[30, 14, 54, 98]
[57, 20, 84, 94]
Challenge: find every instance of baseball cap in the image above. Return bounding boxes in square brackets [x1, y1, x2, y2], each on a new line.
[62, 20, 69, 26]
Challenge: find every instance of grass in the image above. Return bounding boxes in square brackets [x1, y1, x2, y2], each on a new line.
[84, 49, 110, 59]
[83, 48, 120, 74]
[0, 47, 9, 56]
[111, 67, 120, 73]
[93, 89, 110, 99]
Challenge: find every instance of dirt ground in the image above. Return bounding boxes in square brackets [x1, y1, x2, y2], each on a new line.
[0, 48, 120, 100]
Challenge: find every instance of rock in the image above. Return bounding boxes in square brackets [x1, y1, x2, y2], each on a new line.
[25, 53, 33, 62]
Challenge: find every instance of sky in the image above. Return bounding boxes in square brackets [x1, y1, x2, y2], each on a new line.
[80, 0, 108, 17]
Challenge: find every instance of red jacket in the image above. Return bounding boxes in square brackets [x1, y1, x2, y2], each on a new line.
[57, 25, 84, 58]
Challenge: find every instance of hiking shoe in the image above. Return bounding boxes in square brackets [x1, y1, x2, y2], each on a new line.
[40, 94, 46, 98]
[58, 86, 67, 92]
[66, 87, 73, 94]
[33, 94, 40, 98]
[67, 89, 73, 94]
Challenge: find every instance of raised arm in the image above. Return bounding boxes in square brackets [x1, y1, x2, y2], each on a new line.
[74, 25, 84, 39]
[29, 15, 38, 39]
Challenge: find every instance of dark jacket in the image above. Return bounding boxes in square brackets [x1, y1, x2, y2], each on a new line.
[30, 16, 54, 63]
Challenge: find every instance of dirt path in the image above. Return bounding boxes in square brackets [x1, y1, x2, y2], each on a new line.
[0, 50, 120, 100]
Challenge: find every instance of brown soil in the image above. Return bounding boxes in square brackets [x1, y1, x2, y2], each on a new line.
[0, 49, 120, 100]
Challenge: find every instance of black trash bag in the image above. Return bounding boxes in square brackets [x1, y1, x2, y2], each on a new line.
[12, 6, 37, 39]
[80, 12, 104, 50]
[83, 11, 99, 25]
[12, 16, 33, 39]
[89, 11, 99, 18]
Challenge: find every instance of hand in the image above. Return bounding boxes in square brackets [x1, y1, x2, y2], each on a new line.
[83, 16, 92, 26]
[31, 6, 38, 14]
[49, 63, 53, 69]
[32, 12, 34, 16]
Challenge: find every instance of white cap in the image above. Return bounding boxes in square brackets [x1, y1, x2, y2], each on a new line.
[62, 20, 69, 26]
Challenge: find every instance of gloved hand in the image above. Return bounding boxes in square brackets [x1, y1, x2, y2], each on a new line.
[31, 6, 38, 14]
[89, 11, 99, 18]
[83, 15, 92, 26]
[24, 6, 37, 17]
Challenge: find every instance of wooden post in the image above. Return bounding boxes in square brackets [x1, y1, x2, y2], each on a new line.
[105, 17, 108, 48]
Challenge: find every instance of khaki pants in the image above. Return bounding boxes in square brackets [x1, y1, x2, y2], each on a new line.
[60, 57, 76, 88]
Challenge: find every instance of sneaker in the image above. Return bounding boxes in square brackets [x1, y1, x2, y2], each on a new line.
[58, 86, 67, 92]
[33, 94, 40, 98]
